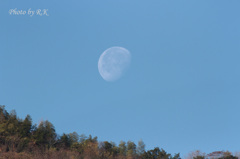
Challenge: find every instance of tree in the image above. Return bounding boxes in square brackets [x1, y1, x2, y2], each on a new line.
[19, 115, 32, 138]
[119, 140, 127, 156]
[186, 150, 205, 159]
[69, 131, 79, 144]
[219, 151, 238, 159]
[193, 156, 205, 159]
[79, 134, 87, 143]
[16, 115, 33, 152]
[127, 141, 136, 156]
[219, 156, 238, 159]
[137, 139, 145, 155]
[0, 106, 10, 144]
[59, 133, 71, 148]
[171, 153, 181, 159]
[99, 141, 114, 158]
[1, 109, 21, 152]
[0, 105, 9, 123]
[82, 135, 99, 158]
[33, 120, 56, 149]
[142, 147, 171, 159]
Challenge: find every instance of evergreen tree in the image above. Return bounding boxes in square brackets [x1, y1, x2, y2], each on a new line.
[33, 120, 56, 149]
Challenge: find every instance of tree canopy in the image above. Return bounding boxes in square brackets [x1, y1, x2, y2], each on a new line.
[0, 105, 238, 159]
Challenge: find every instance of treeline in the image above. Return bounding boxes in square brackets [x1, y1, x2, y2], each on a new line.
[185, 150, 238, 159]
[0, 105, 180, 159]
[1, 106, 238, 159]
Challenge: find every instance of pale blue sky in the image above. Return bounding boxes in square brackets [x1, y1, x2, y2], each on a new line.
[1, 0, 240, 156]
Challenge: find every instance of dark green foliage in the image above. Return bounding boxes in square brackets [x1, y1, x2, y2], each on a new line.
[219, 155, 238, 159]
[32, 120, 56, 149]
[143, 147, 171, 159]
[59, 133, 71, 148]
[19, 115, 32, 138]
[193, 156, 205, 159]
[142, 147, 177, 159]
[171, 153, 181, 159]
[99, 141, 115, 158]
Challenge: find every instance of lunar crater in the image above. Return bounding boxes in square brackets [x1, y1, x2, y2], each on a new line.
[98, 47, 131, 82]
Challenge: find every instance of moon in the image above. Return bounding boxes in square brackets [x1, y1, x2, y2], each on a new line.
[98, 47, 131, 82]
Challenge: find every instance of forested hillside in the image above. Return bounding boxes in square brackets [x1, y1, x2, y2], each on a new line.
[0, 105, 180, 159]
[0, 105, 238, 159]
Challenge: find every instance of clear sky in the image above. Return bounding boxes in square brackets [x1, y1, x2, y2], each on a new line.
[1, 0, 240, 157]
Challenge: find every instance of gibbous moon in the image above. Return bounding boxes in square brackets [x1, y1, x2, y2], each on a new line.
[98, 47, 131, 82]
